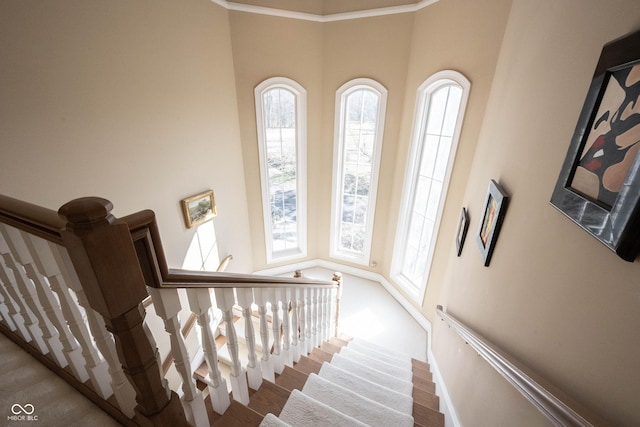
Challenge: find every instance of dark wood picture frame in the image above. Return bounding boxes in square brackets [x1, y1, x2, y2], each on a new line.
[477, 180, 509, 266]
[550, 29, 640, 262]
[456, 207, 469, 256]
[181, 190, 217, 229]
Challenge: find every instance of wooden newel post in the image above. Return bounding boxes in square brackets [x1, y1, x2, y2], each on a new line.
[58, 198, 189, 426]
[332, 272, 342, 337]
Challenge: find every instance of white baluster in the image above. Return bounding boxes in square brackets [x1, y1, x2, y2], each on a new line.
[281, 288, 293, 367]
[302, 287, 311, 354]
[215, 287, 249, 405]
[308, 287, 318, 348]
[322, 288, 330, 342]
[254, 288, 274, 382]
[316, 288, 324, 347]
[0, 227, 58, 358]
[56, 246, 131, 410]
[21, 231, 91, 381]
[186, 288, 229, 415]
[236, 288, 262, 390]
[0, 268, 20, 333]
[290, 287, 301, 363]
[0, 234, 37, 344]
[269, 288, 284, 375]
[148, 287, 208, 427]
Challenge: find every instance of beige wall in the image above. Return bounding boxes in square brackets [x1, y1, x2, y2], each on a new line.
[0, 0, 253, 271]
[229, 11, 414, 270]
[381, 0, 513, 311]
[433, 0, 640, 425]
[228, 12, 324, 267]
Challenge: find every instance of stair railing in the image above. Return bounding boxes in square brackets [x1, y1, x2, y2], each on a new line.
[436, 305, 611, 427]
[0, 194, 340, 427]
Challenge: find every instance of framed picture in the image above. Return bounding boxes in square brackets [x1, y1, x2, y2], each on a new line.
[181, 190, 217, 229]
[456, 207, 469, 256]
[550, 29, 640, 262]
[477, 180, 509, 266]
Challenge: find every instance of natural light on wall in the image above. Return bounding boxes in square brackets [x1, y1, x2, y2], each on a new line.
[255, 77, 307, 263]
[330, 78, 387, 265]
[391, 70, 470, 303]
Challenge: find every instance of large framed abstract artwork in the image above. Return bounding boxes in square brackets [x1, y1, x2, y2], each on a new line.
[477, 180, 509, 266]
[550, 29, 640, 262]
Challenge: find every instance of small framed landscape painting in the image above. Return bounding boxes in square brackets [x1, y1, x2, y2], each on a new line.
[181, 190, 217, 229]
[477, 180, 509, 266]
[550, 29, 640, 261]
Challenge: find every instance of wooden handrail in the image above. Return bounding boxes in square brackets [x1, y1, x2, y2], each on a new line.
[0, 194, 65, 244]
[121, 209, 337, 290]
[436, 305, 611, 427]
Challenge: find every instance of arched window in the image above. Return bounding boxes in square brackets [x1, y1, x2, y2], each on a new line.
[255, 77, 307, 262]
[330, 78, 387, 265]
[391, 70, 470, 301]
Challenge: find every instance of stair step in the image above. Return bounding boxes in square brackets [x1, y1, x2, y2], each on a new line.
[309, 347, 333, 364]
[413, 400, 445, 427]
[320, 341, 342, 355]
[293, 355, 322, 375]
[329, 336, 349, 348]
[413, 387, 440, 412]
[209, 399, 263, 427]
[413, 375, 436, 394]
[247, 380, 290, 417]
[275, 365, 308, 392]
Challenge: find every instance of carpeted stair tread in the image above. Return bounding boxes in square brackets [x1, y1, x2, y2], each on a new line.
[318, 362, 414, 415]
[247, 380, 290, 417]
[340, 346, 413, 382]
[259, 413, 291, 427]
[302, 373, 414, 427]
[347, 340, 413, 369]
[349, 337, 414, 361]
[0, 332, 120, 427]
[330, 353, 414, 396]
[278, 389, 368, 427]
[275, 365, 308, 392]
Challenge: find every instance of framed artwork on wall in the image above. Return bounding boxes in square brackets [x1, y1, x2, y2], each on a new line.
[181, 190, 217, 229]
[550, 29, 640, 262]
[477, 180, 509, 266]
[456, 207, 469, 256]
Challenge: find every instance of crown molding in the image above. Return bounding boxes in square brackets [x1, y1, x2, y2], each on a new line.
[211, 0, 441, 22]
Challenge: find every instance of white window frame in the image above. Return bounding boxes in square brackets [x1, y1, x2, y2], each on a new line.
[330, 78, 388, 265]
[255, 77, 307, 263]
[391, 70, 470, 303]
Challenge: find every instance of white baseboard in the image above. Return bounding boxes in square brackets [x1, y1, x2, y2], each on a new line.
[428, 346, 462, 427]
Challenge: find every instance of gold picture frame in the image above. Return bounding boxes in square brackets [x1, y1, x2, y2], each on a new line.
[181, 190, 217, 228]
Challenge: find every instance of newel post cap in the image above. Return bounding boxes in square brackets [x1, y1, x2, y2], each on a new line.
[58, 197, 116, 230]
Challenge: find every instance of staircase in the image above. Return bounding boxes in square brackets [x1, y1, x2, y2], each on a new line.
[206, 334, 443, 427]
[0, 194, 444, 426]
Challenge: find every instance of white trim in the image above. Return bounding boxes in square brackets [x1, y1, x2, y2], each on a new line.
[330, 79, 387, 266]
[212, 0, 442, 22]
[254, 77, 308, 264]
[428, 346, 463, 427]
[253, 258, 431, 334]
[391, 70, 470, 306]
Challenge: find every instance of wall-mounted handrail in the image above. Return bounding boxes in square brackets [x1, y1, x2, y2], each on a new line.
[436, 305, 611, 427]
